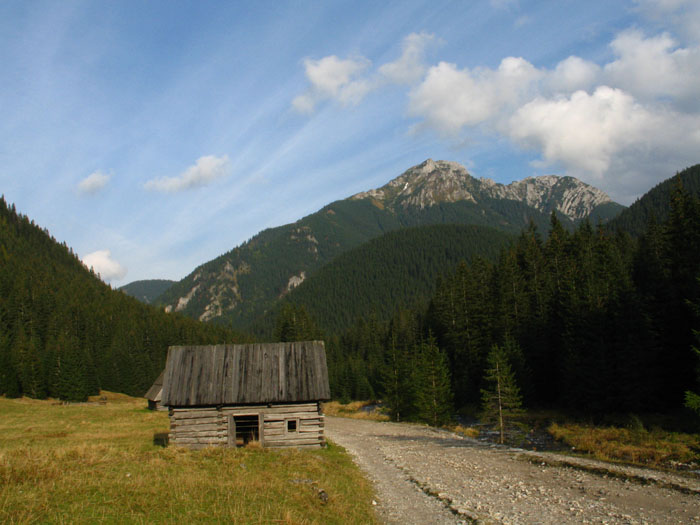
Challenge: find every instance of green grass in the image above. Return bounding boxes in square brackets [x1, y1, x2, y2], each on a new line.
[0, 393, 378, 524]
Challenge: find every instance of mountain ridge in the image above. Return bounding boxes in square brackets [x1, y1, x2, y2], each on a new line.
[156, 159, 625, 329]
[351, 159, 619, 221]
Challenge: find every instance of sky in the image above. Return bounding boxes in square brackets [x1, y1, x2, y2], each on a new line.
[2, 0, 700, 286]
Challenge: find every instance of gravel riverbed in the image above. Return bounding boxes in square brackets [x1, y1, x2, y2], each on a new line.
[325, 416, 700, 524]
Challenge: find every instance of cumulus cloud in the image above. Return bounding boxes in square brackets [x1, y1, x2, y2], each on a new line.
[604, 30, 700, 110]
[144, 155, 230, 193]
[293, 33, 436, 113]
[509, 86, 700, 196]
[379, 32, 436, 85]
[547, 56, 601, 94]
[408, 57, 543, 134]
[292, 55, 371, 113]
[82, 249, 127, 282]
[509, 87, 654, 178]
[78, 170, 110, 194]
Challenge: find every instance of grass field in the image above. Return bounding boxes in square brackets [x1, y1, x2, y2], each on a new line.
[0, 393, 378, 524]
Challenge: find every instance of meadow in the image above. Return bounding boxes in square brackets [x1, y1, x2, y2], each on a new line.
[0, 393, 378, 524]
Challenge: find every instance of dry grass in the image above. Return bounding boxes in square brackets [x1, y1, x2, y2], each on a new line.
[451, 424, 480, 438]
[322, 401, 389, 421]
[0, 393, 379, 524]
[548, 422, 700, 468]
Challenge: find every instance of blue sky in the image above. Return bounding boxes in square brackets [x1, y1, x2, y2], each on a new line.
[2, 1, 699, 286]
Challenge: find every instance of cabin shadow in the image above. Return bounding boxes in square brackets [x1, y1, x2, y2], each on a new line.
[153, 432, 169, 447]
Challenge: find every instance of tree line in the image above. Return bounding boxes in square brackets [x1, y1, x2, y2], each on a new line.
[0, 197, 246, 401]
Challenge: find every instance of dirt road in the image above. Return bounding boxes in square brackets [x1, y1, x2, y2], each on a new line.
[325, 416, 700, 524]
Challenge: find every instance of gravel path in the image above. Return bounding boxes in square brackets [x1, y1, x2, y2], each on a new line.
[325, 416, 700, 524]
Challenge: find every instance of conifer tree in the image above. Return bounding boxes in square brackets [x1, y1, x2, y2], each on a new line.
[382, 330, 414, 421]
[685, 279, 700, 415]
[274, 303, 321, 342]
[415, 335, 453, 427]
[481, 340, 523, 444]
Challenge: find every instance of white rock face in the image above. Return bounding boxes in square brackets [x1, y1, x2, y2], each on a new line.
[286, 271, 306, 292]
[351, 159, 613, 221]
[175, 284, 200, 312]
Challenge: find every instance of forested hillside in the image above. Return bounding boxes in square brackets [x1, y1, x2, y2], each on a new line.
[119, 279, 175, 304]
[257, 224, 514, 336]
[0, 197, 245, 401]
[315, 178, 700, 419]
[608, 164, 700, 236]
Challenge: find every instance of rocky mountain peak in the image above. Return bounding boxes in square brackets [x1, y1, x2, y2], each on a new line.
[352, 159, 614, 221]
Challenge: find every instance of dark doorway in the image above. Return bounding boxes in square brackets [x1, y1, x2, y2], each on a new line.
[231, 415, 259, 446]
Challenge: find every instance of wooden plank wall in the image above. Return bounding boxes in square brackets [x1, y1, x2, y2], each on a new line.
[169, 403, 324, 449]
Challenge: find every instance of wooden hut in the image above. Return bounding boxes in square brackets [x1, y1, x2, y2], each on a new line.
[144, 370, 166, 411]
[160, 341, 330, 449]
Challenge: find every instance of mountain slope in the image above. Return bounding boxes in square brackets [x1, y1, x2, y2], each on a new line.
[608, 164, 700, 236]
[157, 159, 623, 330]
[0, 197, 242, 401]
[119, 279, 175, 304]
[254, 224, 515, 336]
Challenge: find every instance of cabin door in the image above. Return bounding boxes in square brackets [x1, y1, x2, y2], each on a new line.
[228, 414, 261, 447]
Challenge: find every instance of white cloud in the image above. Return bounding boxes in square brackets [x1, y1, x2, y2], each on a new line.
[604, 29, 700, 110]
[144, 155, 231, 193]
[548, 56, 601, 94]
[508, 86, 700, 198]
[292, 55, 371, 113]
[293, 33, 437, 114]
[78, 170, 110, 194]
[82, 249, 127, 282]
[408, 57, 543, 134]
[509, 87, 653, 178]
[379, 32, 436, 85]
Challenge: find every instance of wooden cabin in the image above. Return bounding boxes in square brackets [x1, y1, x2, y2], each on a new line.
[160, 341, 330, 449]
[144, 370, 166, 411]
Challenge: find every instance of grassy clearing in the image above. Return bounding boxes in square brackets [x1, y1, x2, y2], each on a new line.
[322, 401, 389, 421]
[0, 393, 378, 524]
[548, 422, 700, 469]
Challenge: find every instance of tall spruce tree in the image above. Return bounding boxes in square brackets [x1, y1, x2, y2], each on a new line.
[481, 340, 523, 444]
[415, 335, 453, 427]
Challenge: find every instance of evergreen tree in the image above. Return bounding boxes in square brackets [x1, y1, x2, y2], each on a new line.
[274, 303, 321, 342]
[382, 328, 415, 421]
[415, 335, 453, 427]
[481, 341, 523, 444]
[685, 278, 700, 416]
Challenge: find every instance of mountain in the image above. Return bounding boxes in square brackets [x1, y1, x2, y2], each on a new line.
[608, 164, 700, 236]
[120, 279, 175, 304]
[0, 197, 243, 401]
[156, 159, 624, 330]
[352, 159, 622, 221]
[253, 223, 515, 336]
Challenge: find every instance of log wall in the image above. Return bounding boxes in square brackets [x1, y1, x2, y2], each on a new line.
[169, 402, 325, 449]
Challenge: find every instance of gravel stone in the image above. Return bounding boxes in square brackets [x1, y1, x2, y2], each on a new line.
[326, 416, 700, 524]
